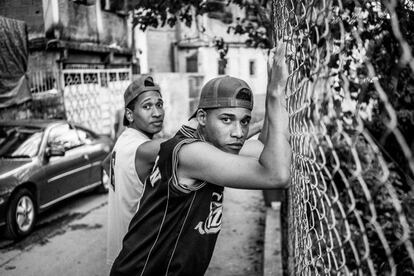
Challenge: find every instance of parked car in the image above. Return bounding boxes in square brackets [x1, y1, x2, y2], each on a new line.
[0, 120, 113, 239]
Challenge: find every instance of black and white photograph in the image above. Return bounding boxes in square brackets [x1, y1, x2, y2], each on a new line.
[0, 0, 414, 275]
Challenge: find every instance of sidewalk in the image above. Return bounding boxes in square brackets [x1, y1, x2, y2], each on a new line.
[0, 189, 283, 276]
[205, 188, 266, 276]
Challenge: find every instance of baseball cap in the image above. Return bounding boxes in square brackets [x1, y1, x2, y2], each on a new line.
[123, 75, 161, 126]
[189, 75, 254, 120]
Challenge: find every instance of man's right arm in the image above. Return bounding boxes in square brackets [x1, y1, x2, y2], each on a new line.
[177, 43, 291, 190]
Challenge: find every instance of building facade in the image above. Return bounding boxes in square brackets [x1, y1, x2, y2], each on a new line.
[135, 2, 268, 119]
[0, 0, 133, 134]
[0, 0, 132, 72]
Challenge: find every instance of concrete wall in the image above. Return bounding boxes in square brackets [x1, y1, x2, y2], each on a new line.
[0, 0, 130, 48]
[0, 0, 44, 40]
[99, 10, 129, 48]
[56, 0, 129, 48]
[151, 73, 196, 137]
[57, 0, 99, 42]
[28, 51, 60, 74]
[136, 26, 176, 73]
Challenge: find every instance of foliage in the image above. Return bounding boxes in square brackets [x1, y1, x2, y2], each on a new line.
[300, 0, 414, 273]
[130, 0, 273, 55]
[320, 130, 414, 274]
[308, 0, 414, 186]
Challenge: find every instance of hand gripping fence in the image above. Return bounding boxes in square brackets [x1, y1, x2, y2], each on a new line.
[271, 0, 414, 274]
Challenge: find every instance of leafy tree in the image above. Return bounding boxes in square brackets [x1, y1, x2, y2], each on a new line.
[128, 0, 274, 54]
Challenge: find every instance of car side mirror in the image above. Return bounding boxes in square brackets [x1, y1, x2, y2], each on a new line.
[45, 145, 65, 157]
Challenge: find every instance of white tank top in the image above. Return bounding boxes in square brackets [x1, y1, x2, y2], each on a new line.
[106, 127, 150, 266]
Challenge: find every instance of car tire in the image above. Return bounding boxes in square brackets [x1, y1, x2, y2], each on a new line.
[5, 188, 37, 240]
[96, 167, 109, 193]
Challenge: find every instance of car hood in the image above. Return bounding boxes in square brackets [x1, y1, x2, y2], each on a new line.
[0, 159, 33, 178]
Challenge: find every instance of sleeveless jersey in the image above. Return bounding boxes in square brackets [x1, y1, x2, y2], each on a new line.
[106, 127, 150, 266]
[110, 125, 224, 276]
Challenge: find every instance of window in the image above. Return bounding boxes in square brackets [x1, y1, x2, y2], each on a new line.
[186, 53, 198, 73]
[249, 60, 256, 76]
[0, 126, 43, 158]
[101, 0, 127, 14]
[206, 0, 233, 24]
[76, 128, 96, 145]
[218, 59, 227, 75]
[72, 0, 96, 5]
[48, 124, 83, 151]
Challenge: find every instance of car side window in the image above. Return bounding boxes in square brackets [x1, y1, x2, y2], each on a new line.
[75, 128, 96, 145]
[48, 124, 83, 151]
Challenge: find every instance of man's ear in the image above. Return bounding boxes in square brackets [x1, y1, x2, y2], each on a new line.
[196, 109, 207, 126]
[125, 108, 134, 123]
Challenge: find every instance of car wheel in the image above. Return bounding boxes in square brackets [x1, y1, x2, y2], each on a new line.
[6, 188, 37, 240]
[96, 167, 109, 193]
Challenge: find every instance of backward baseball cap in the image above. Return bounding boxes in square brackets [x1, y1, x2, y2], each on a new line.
[123, 75, 161, 126]
[189, 75, 254, 120]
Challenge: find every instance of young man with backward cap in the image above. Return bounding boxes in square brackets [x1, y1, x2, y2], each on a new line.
[106, 75, 166, 268]
[110, 45, 291, 276]
[104, 76, 263, 268]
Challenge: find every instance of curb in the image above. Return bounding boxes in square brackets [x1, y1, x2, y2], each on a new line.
[263, 202, 283, 276]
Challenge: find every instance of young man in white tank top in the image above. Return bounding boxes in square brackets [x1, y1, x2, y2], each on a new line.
[106, 75, 165, 268]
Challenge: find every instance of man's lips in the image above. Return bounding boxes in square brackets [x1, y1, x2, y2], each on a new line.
[151, 121, 163, 126]
[227, 143, 243, 150]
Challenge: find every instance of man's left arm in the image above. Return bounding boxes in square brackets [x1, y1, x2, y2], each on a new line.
[135, 139, 166, 182]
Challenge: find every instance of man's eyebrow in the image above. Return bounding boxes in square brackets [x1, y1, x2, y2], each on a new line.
[140, 97, 163, 104]
[219, 113, 252, 120]
[219, 113, 236, 117]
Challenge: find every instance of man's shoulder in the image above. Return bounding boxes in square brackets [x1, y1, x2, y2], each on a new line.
[165, 129, 200, 148]
[114, 129, 148, 153]
[176, 140, 213, 157]
[120, 128, 150, 142]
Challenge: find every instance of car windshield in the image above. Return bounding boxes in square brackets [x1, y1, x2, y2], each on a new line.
[0, 125, 44, 158]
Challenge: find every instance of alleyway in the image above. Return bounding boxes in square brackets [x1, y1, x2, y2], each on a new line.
[206, 188, 266, 276]
[0, 188, 266, 276]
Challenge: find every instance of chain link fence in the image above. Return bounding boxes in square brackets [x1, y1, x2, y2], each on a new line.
[272, 0, 414, 274]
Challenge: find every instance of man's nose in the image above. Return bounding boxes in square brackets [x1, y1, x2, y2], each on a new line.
[152, 107, 163, 117]
[231, 123, 244, 138]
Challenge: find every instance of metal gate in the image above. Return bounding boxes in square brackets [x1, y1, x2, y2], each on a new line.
[62, 68, 131, 136]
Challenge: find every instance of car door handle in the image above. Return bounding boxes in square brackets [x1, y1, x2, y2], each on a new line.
[83, 155, 89, 161]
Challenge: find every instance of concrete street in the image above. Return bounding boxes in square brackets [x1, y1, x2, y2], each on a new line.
[0, 188, 265, 276]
